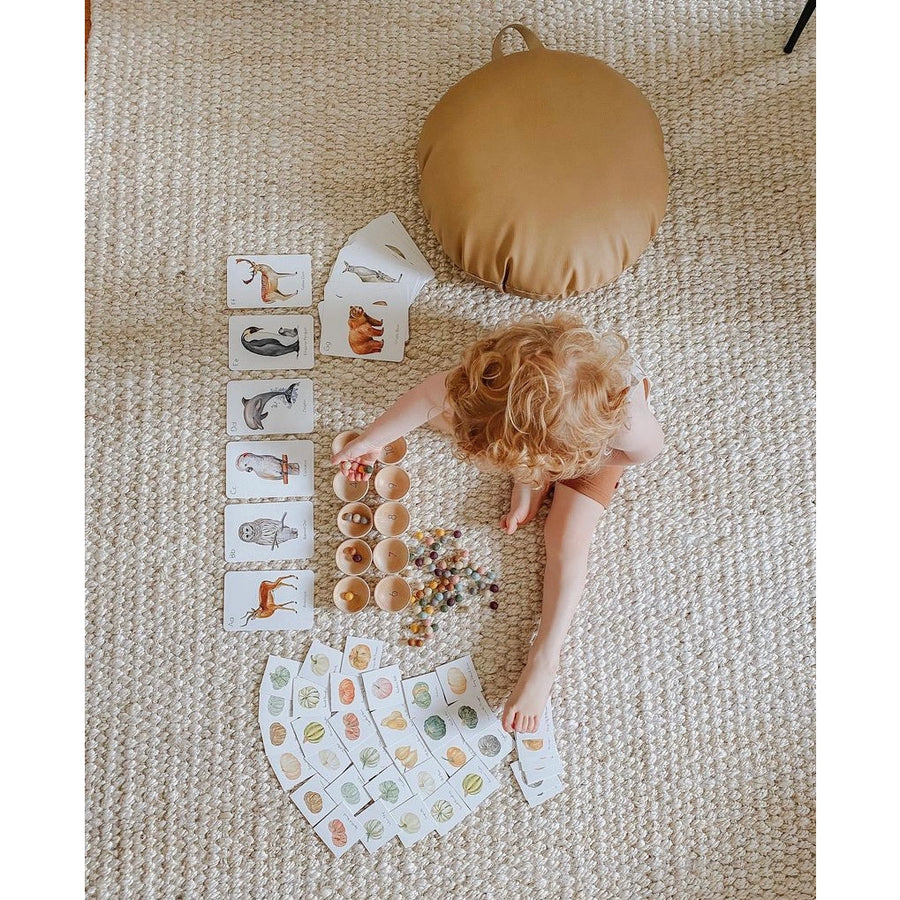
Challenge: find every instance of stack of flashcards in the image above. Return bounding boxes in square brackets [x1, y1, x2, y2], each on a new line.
[258, 644, 514, 856]
[319, 214, 434, 363]
[511, 701, 565, 807]
[223, 254, 317, 632]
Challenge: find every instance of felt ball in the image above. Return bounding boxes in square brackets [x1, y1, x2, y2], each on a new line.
[490, 584, 500, 593]
[352, 553, 363, 563]
[415, 558, 424, 567]
[435, 528, 445, 537]
[410, 623, 420, 633]
[432, 623, 439, 631]
[489, 601, 499, 610]
[453, 530, 462, 538]
[419, 612, 428, 620]
[424, 605, 434, 614]
[408, 638, 417, 646]
[440, 605, 448, 613]
[429, 551, 438, 560]
[451, 576, 460, 585]
[414, 531, 424, 540]
[446, 598, 455, 607]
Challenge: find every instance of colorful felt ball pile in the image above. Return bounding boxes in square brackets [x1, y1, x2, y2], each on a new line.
[402, 528, 501, 646]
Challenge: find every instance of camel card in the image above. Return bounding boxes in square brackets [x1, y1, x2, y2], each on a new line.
[224, 500, 313, 562]
[354, 799, 399, 853]
[227, 255, 312, 308]
[228, 315, 314, 371]
[340, 635, 385, 674]
[390, 795, 435, 848]
[225, 439, 314, 499]
[325, 765, 370, 816]
[318, 296, 406, 362]
[313, 807, 361, 857]
[226, 378, 314, 436]
[223, 569, 313, 632]
[448, 758, 500, 811]
[510, 761, 565, 808]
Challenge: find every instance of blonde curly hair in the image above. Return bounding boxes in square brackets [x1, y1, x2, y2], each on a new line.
[444, 314, 633, 487]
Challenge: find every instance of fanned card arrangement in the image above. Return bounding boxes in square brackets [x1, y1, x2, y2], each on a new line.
[258, 642, 563, 856]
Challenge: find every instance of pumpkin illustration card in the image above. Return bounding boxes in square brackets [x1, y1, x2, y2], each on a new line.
[402, 756, 447, 800]
[228, 314, 314, 371]
[298, 722, 352, 781]
[226, 378, 314, 437]
[318, 293, 407, 363]
[413, 707, 462, 751]
[354, 800, 399, 853]
[373, 705, 414, 742]
[430, 733, 474, 777]
[340, 635, 384, 674]
[313, 809, 361, 858]
[462, 719, 513, 770]
[299, 640, 343, 686]
[435, 655, 484, 705]
[446, 690, 496, 737]
[225, 439, 314, 500]
[390, 795, 434, 848]
[424, 783, 470, 837]
[329, 672, 367, 714]
[260, 717, 311, 794]
[224, 500, 313, 563]
[350, 733, 390, 778]
[361, 664, 404, 711]
[224, 569, 313, 632]
[227, 254, 312, 309]
[402, 671, 448, 722]
[364, 763, 414, 812]
[510, 761, 565, 809]
[291, 773, 337, 826]
[343, 213, 435, 293]
[331, 709, 378, 753]
[383, 729, 431, 774]
[292, 676, 330, 718]
[325, 766, 369, 816]
[448, 758, 500, 811]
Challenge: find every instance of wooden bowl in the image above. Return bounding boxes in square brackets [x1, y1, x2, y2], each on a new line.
[374, 576, 411, 612]
[378, 437, 408, 465]
[331, 430, 360, 455]
[333, 576, 370, 613]
[374, 501, 410, 537]
[373, 538, 409, 574]
[338, 502, 374, 538]
[333, 471, 368, 502]
[374, 466, 410, 501]
[336, 539, 373, 575]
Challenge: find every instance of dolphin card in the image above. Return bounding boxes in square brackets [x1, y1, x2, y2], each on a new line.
[225, 439, 314, 499]
[226, 378, 314, 436]
[318, 296, 407, 363]
[228, 315, 314, 371]
[223, 569, 313, 632]
[227, 254, 312, 308]
[224, 500, 313, 562]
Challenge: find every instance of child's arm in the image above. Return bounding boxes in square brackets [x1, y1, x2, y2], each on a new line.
[331, 369, 453, 476]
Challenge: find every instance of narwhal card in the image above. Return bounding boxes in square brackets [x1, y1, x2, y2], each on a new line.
[226, 378, 314, 436]
[223, 569, 314, 632]
[224, 500, 313, 562]
[227, 254, 312, 308]
[228, 315, 314, 371]
[225, 439, 314, 499]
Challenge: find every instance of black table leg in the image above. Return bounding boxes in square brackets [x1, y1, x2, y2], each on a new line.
[784, 0, 816, 53]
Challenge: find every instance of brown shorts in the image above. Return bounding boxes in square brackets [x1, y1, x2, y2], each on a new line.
[557, 466, 624, 508]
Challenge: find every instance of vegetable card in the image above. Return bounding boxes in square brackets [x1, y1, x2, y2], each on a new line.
[402, 672, 447, 722]
[390, 795, 435, 848]
[228, 315, 314, 371]
[226, 378, 313, 436]
[361, 665, 404, 711]
[227, 254, 312, 308]
[383, 729, 431, 774]
[292, 677, 330, 718]
[224, 569, 313, 632]
[510, 761, 565, 808]
[424, 784, 470, 836]
[364, 763, 414, 812]
[402, 757, 447, 800]
[448, 758, 500, 811]
[225, 439, 314, 499]
[354, 800, 399, 853]
[462, 719, 513, 770]
[299, 640, 343, 687]
[325, 766, 370, 816]
[340, 636, 384, 674]
[329, 672, 367, 714]
[291, 773, 337, 826]
[313, 809, 361, 857]
[224, 501, 313, 562]
[435, 655, 484, 705]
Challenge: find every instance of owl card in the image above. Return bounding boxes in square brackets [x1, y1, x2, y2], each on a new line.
[318, 296, 407, 362]
[224, 501, 313, 562]
[223, 569, 313, 632]
[228, 315, 314, 371]
[226, 440, 314, 499]
[226, 378, 314, 436]
[227, 255, 312, 308]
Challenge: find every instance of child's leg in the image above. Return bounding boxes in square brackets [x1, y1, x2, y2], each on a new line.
[502, 468, 624, 733]
[500, 480, 551, 534]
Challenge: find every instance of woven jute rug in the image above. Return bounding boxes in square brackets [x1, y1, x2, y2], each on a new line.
[85, 1, 815, 897]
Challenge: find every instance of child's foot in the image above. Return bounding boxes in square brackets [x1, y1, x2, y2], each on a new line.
[500, 481, 550, 534]
[502, 653, 558, 733]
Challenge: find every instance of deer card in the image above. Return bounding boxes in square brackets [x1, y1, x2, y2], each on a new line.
[318, 296, 406, 363]
[228, 315, 314, 371]
[226, 378, 314, 436]
[223, 569, 313, 632]
[224, 500, 313, 562]
[225, 439, 314, 499]
[227, 255, 312, 308]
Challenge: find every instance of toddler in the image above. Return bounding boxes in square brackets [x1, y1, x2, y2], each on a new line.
[332, 313, 664, 732]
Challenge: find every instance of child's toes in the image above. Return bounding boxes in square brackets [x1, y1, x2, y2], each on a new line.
[501, 705, 516, 733]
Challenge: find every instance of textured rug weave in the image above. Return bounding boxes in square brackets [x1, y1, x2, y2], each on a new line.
[85, 2, 815, 897]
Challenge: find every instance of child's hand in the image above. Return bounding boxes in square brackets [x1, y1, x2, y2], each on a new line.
[332, 436, 382, 482]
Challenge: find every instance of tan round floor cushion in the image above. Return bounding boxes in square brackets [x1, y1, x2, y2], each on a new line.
[417, 24, 668, 299]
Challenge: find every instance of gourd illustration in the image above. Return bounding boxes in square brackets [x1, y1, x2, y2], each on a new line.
[359, 747, 381, 769]
[267, 695, 285, 716]
[319, 749, 341, 771]
[310, 654, 331, 677]
[269, 722, 287, 746]
[417, 770, 436, 795]
[280, 753, 302, 781]
[411, 682, 432, 709]
[343, 713, 361, 741]
[478, 734, 502, 757]
[378, 780, 401, 804]
[364, 819, 384, 841]
[297, 686, 321, 709]
[338, 678, 356, 705]
[381, 710, 407, 730]
[394, 745, 418, 770]
[445, 746, 467, 768]
[328, 819, 348, 848]
[399, 812, 421, 833]
[462, 774, 484, 797]
[303, 722, 326, 744]
[372, 677, 393, 700]
[447, 666, 467, 695]
[304, 791, 324, 814]
[423, 715, 447, 741]
[432, 798, 454, 823]
[341, 782, 361, 805]
[269, 665, 291, 690]
[348, 644, 371, 670]
[457, 705, 478, 729]
[522, 739, 544, 751]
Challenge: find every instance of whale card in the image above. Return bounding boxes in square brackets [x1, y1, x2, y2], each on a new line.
[225, 439, 314, 499]
[228, 315, 314, 371]
[223, 569, 313, 632]
[318, 295, 407, 362]
[227, 254, 312, 308]
[224, 500, 313, 563]
[343, 213, 434, 294]
[226, 378, 314, 436]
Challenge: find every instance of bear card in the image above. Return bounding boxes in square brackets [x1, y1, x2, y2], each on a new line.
[225, 440, 314, 499]
[224, 501, 313, 562]
[322, 280, 413, 343]
[227, 255, 312, 308]
[226, 378, 314, 436]
[228, 315, 314, 371]
[223, 569, 314, 632]
[318, 296, 407, 363]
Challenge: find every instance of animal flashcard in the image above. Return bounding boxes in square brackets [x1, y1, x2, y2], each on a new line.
[318, 297, 406, 362]
[224, 500, 313, 562]
[223, 569, 313, 632]
[226, 378, 314, 436]
[227, 255, 312, 308]
[510, 761, 565, 808]
[226, 439, 314, 499]
[229, 315, 314, 371]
